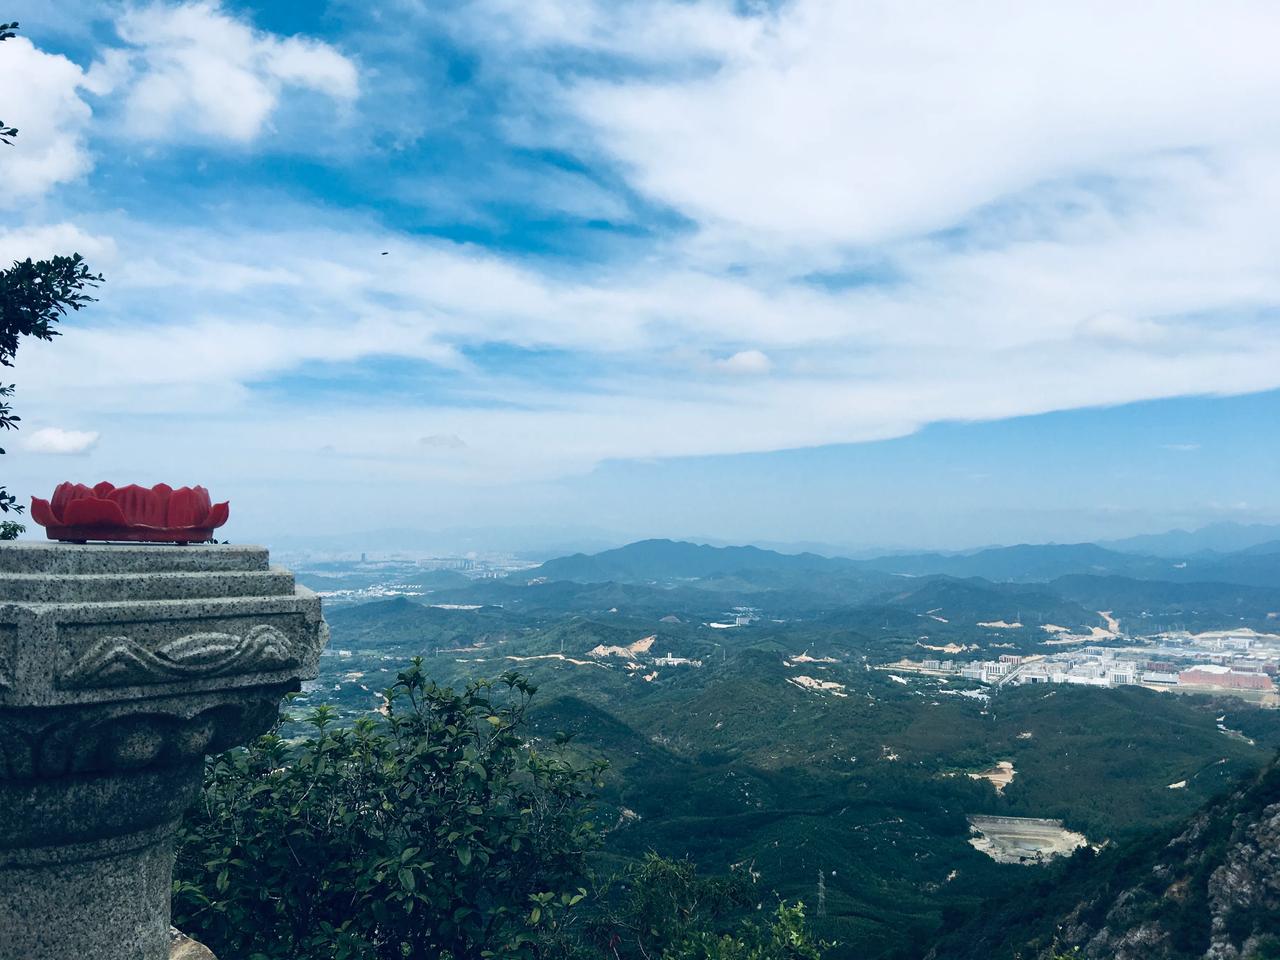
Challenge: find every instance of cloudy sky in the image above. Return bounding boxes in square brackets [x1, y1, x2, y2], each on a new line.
[2, 0, 1279, 552]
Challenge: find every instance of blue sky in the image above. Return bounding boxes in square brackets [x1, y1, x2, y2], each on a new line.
[3, 0, 1280, 552]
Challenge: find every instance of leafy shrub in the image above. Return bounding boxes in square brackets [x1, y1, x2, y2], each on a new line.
[174, 663, 603, 959]
[175, 662, 830, 959]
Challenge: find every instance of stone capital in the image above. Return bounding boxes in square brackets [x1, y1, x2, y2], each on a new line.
[0, 542, 327, 960]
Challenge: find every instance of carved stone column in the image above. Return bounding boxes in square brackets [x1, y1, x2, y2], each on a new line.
[0, 542, 327, 960]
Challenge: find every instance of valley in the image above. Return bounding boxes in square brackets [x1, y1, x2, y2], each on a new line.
[287, 535, 1280, 958]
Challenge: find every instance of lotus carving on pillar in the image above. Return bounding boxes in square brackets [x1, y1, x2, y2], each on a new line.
[30, 482, 230, 543]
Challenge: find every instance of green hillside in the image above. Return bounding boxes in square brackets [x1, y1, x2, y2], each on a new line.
[927, 753, 1280, 960]
[305, 584, 1280, 960]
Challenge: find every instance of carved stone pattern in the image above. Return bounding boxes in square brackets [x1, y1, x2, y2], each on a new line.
[61, 624, 296, 690]
[0, 693, 284, 780]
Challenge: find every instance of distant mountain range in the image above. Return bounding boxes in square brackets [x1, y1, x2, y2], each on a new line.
[536, 538, 855, 582]
[535, 535, 1280, 591]
[1101, 521, 1280, 557]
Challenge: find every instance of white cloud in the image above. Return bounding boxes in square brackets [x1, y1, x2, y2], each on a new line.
[545, 0, 1280, 254]
[23, 427, 100, 454]
[8, 0, 1280, 515]
[109, 1, 359, 142]
[447, 0, 760, 62]
[420, 434, 468, 449]
[0, 3, 358, 204]
[11, 193, 1280, 488]
[0, 223, 118, 265]
[1077, 313, 1168, 346]
[0, 37, 94, 200]
[715, 349, 772, 375]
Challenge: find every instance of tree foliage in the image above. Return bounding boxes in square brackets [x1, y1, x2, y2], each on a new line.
[174, 663, 831, 960]
[581, 853, 832, 960]
[0, 254, 102, 364]
[0, 254, 103, 529]
[0, 20, 102, 538]
[0, 20, 15, 146]
[175, 663, 603, 959]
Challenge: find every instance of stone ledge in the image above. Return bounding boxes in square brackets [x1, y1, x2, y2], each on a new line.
[0, 544, 270, 576]
[170, 927, 217, 960]
[0, 569, 297, 603]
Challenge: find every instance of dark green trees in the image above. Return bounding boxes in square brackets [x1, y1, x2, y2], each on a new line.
[173, 663, 830, 960]
[174, 665, 603, 959]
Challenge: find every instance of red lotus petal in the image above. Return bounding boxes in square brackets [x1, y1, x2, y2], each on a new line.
[50, 482, 83, 517]
[108, 484, 159, 526]
[49, 482, 70, 516]
[190, 486, 212, 525]
[149, 484, 173, 525]
[206, 501, 230, 529]
[30, 497, 56, 527]
[92, 481, 115, 498]
[62, 498, 128, 527]
[166, 487, 203, 528]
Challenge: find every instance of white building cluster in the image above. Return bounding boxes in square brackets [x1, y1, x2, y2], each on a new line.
[893, 630, 1279, 701]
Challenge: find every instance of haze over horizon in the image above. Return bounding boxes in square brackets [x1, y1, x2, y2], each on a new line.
[4, 1, 1280, 547]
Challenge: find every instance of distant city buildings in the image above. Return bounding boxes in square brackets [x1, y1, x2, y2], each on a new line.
[1179, 665, 1274, 691]
[883, 629, 1280, 702]
[654, 651, 703, 667]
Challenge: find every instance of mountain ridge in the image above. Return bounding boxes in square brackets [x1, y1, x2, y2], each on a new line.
[535, 537, 1280, 590]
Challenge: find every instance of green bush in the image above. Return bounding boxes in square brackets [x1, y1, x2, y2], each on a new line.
[665, 903, 828, 960]
[174, 663, 602, 959]
[174, 662, 831, 959]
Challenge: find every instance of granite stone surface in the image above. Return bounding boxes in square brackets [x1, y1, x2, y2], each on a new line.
[0, 543, 270, 575]
[170, 927, 218, 960]
[0, 542, 327, 960]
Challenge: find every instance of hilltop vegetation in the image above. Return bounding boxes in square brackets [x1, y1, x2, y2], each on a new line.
[531, 537, 1280, 591]
[537, 539, 855, 582]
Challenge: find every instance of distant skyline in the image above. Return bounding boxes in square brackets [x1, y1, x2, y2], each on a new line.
[3, 1, 1280, 549]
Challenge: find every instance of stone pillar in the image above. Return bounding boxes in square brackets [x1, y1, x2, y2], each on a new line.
[0, 543, 327, 960]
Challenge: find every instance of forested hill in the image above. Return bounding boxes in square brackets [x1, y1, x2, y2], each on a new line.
[536, 538, 854, 582]
[535, 537, 1280, 589]
[862, 542, 1176, 582]
[928, 752, 1280, 960]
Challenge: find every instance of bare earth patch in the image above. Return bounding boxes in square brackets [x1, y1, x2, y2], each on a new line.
[788, 675, 848, 697]
[967, 815, 1089, 864]
[589, 634, 657, 659]
[504, 654, 607, 668]
[968, 760, 1016, 794]
[785, 652, 839, 665]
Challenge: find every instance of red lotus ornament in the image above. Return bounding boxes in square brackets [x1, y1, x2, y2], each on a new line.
[30, 482, 230, 543]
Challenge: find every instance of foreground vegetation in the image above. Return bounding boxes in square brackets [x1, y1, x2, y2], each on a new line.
[174, 662, 830, 959]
